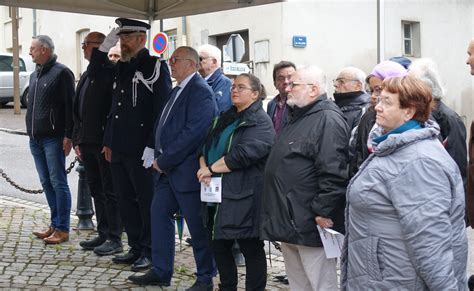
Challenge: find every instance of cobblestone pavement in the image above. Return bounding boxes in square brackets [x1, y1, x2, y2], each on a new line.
[0, 195, 288, 290]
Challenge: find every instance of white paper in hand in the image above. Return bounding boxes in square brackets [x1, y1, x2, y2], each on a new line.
[317, 225, 344, 259]
[200, 177, 222, 203]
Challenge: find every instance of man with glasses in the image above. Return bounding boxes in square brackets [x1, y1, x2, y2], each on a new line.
[128, 46, 216, 290]
[333, 67, 370, 131]
[198, 44, 232, 113]
[267, 61, 296, 137]
[101, 18, 172, 271]
[261, 65, 350, 290]
[333, 67, 370, 169]
[72, 31, 122, 256]
[27, 35, 75, 245]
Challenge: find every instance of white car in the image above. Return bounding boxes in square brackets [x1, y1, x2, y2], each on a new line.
[0, 53, 35, 108]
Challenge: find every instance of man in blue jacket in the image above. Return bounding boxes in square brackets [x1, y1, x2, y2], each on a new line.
[198, 44, 232, 114]
[128, 46, 217, 291]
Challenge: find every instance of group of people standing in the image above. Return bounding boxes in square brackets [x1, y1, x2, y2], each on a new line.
[24, 14, 474, 290]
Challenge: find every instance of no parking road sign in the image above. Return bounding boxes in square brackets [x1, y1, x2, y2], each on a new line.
[153, 32, 168, 55]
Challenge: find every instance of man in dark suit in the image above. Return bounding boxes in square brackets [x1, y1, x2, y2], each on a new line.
[128, 46, 217, 291]
[102, 18, 172, 271]
[72, 31, 122, 256]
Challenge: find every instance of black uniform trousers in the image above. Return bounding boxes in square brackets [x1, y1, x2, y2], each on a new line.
[80, 143, 121, 242]
[110, 151, 153, 258]
[211, 238, 267, 291]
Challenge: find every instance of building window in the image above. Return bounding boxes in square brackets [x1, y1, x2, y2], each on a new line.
[164, 29, 177, 60]
[402, 21, 421, 57]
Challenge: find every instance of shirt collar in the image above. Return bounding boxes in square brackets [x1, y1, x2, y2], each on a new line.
[177, 72, 197, 89]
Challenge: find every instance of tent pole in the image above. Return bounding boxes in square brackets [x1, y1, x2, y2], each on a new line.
[11, 6, 21, 114]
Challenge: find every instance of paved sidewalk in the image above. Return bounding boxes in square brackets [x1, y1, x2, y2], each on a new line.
[0, 195, 288, 290]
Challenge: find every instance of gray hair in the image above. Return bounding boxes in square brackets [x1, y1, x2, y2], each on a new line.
[33, 35, 55, 53]
[337, 66, 366, 87]
[408, 58, 446, 100]
[198, 44, 222, 67]
[297, 65, 327, 94]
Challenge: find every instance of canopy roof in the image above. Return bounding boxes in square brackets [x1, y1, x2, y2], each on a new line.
[0, 0, 283, 20]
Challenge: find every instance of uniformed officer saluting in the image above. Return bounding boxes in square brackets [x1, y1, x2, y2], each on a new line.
[101, 18, 172, 271]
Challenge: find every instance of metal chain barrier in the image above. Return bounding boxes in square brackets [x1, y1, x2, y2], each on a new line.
[0, 156, 79, 194]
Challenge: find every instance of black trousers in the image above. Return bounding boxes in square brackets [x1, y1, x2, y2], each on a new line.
[110, 151, 153, 258]
[211, 238, 267, 291]
[80, 143, 121, 242]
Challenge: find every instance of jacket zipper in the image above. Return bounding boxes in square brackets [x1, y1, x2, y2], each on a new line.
[211, 120, 247, 240]
[31, 67, 43, 139]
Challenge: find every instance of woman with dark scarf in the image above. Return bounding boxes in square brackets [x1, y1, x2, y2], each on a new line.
[197, 73, 275, 291]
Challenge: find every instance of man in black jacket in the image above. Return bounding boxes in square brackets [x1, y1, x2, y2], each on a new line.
[73, 32, 122, 256]
[261, 65, 349, 290]
[27, 35, 75, 245]
[101, 18, 172, 272]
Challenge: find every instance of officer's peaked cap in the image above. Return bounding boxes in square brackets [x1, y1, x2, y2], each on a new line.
[115, 18, 150, 34]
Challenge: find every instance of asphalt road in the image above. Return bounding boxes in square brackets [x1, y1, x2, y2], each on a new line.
[0, 104, 79, 210]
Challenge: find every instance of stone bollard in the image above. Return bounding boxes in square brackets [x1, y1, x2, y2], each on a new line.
[75, 161, 95, 230]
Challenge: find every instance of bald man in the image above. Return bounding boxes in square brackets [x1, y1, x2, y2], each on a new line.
[466, 39, 474, 230]
[73, 31, 122, 256]
[108, 45, 121, 63]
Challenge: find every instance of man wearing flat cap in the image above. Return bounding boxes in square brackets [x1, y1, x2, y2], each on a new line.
[101, 18, 172, 271]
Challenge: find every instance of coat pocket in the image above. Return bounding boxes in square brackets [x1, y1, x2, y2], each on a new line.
[219, 188, 254, 229]
[347, 237, 384, 281]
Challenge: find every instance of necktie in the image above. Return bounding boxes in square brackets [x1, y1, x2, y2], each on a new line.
[155, 86, 181, 151]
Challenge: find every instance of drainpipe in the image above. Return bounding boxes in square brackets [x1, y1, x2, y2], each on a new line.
[32, 9, 37, 36]
[377, 0, 385, 63]
[181, 16, 187, 46]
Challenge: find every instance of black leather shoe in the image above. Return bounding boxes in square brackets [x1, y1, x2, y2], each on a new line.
[94, 240, 123, 256]
[131, 256, 152, 272]
[79, 236, 106, 251]
[128, 269, 170, 286]
[112, 251, 140, 264]
[186, 280, 213, 291]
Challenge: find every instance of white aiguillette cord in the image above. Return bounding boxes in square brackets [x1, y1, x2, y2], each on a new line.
[131, 60, 161, 107]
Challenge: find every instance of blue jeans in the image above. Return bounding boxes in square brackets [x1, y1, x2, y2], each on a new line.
[29, 137, 72, 232]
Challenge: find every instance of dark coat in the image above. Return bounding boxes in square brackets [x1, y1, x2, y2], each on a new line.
[350, 108, 376, 176]
[431, 100, 467, 185]
[103, 48, 171, 156]
[155, 73, 216, 193]
[466, 120, 474, 227]
[261, 94, 350, 247]
[72, 48, 114, 146]
[334, 91, 370, 131]
[206, 68, 232, 114]
[26, 55, 75, 139]
[207, 100, 275, 240]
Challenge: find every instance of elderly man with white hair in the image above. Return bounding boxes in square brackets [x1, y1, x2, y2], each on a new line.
[333, 67, 370, 131]
[261, 65, 350, 290]
[408, 58, 467, 187]
[198, 44, 232, 113]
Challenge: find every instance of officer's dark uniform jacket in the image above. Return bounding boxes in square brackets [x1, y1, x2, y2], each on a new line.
[261, 94, 350, 247]
[103, 48, 171, 155]
[26, 55, 75, 139]
[72, 48, 114, 146]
